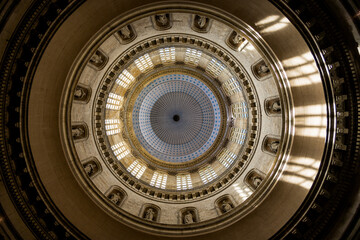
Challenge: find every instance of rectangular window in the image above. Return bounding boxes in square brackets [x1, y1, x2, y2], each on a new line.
[105, 119, 120, 136]
[184, 48, 202, 66]
[217, 148, 237, 168]
[176, 174, 193, 190]
[111, 142, 129, 160]
[127, 160, 146, 179]
[222, 78, 242, 96]
[231, 101, 248, 118]
[229, 128, 247, 145]
[150, 172, 168, 189]
[115, 69, 135, 88]
[199, 165, 217, 184]
[206, 58, 225, 77]
[106, 93, 123, 110]
[160, 47, 175, 63]
[134, 53, 154, 72]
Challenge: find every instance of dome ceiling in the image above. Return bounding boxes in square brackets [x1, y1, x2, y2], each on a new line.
[61, 6, 292, 234]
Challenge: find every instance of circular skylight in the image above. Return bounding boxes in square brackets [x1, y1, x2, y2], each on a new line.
[133, 73, 221, 162]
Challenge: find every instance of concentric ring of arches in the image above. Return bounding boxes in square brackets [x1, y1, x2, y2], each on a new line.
[97, 42, 256, 194]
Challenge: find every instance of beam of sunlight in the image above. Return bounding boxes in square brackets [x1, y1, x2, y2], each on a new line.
[282, 157, 320, 189]
[258, 17, 290, 33]
[256, 15, 280, 25]
[294, 104, 327, 138]
[284, 52, 323, 87]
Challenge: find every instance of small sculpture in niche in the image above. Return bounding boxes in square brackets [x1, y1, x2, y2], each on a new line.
[183, 211, 194, 224]
[232, 33, 243, 45]
[227, 31, 248, 51]
[108, 191, 123, 206]
[245, 169, 265, 190]
[192, 15, 211, 32]
[119, 25, 132, 39]
[221, 199, 233, 213]
[157, 14, 169, 26]
[144, 207, 155, 221]
[258, 63, 270, 75]
[263, 136, 281, 155]
[253, 59, 271, 79]
[74, 85, 90, 103]
[252, 176, 263, 188]
[117, 25, 136, 44]
[266, 98, 281, 114]
[71, 124, 87, 141]
[196, 15, 207, 28]
[89, 50, 107, 70]
[267, 140, 280, 154]
[153, 14, 172, 30]
[216, 196, 235, 214]
[83, 162, 97, 177]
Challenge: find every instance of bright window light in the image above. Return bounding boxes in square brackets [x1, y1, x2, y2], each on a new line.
[134, 53, 154, 72]
[176, 174, 193, 190]
[184, 48, 202, 66]
[115, 69, 135, 88]
[231, 101, 248, 118]
[206, 58, 225, 77]
[199, 165, 217, 184]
